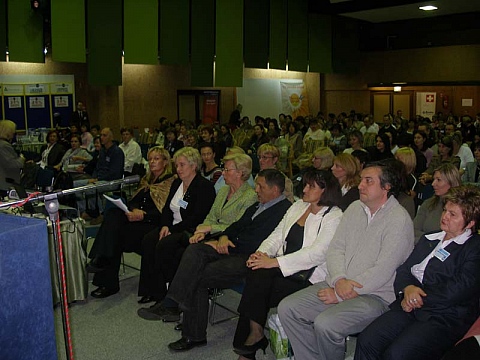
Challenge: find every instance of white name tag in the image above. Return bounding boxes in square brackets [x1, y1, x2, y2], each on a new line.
[178, 199, 188, 209]
[434, 247, 450, 262]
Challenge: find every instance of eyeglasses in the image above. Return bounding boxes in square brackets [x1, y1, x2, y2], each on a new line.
[222, 168, 238, 172]
[258, 155, 274, 160]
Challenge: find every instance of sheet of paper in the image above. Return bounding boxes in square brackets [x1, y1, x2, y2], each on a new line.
[103, 194, 130, 213]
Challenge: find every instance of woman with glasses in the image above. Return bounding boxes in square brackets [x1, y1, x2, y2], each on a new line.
[189, 153, 257, 243]
[257, 143, 294, 202]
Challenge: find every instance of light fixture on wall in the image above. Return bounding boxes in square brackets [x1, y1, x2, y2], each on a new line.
[419, 5, 438, 11]
[394, 86, 402, 92]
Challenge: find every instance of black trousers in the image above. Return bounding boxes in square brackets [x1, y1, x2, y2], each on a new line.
[137, 229, 190, 299]
[354, 309, 470, 360]
[89, 208, 157, 290]
[167, 243, 249, 341]
[233, 267, 308, 348]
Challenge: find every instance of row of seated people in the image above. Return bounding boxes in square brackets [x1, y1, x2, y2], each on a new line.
[84, 140, 480, 360]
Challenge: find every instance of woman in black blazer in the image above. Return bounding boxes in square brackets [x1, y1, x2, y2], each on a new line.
[137, 147, 216, 315]
[355, 185, 480, 360]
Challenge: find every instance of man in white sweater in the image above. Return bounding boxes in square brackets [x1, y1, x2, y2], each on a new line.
[278, 161, 414, 360]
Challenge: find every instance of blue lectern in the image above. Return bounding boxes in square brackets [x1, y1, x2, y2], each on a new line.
[0, 214, 58, 360]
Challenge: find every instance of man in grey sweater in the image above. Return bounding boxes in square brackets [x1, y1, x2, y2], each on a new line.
[278, 161, 414, 360]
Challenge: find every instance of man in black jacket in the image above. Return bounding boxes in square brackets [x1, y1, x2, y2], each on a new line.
[139, 169, 291, 351]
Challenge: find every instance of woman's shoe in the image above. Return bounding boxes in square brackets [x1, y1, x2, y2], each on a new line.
[233, 336, 268, 356]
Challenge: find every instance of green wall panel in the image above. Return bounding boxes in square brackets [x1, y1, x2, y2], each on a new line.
[8, 0, 44, 63]
[124, 0, 158, 64]
[159, 0, 189, 65]
[0, 0, 6, 61]
[87, 0, 122, 86]
[215, 0, 243, 87]
[308, 14, 332, 73]
[269, 0, 287, 70]
[287, 0, 308, 72]
[244, 0, 269, 69]
[51, 0, 86, 63]
[332, 16, 359, 74]
[191, 0, 214, 86]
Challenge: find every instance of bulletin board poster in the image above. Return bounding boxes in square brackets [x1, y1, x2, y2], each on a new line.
[3, 84, 26, 130]
[25, 84, 51, 128]
[50, 83, 74, 127]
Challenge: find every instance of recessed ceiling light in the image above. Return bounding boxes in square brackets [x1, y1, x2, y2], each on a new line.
[419, 5, 438, 11]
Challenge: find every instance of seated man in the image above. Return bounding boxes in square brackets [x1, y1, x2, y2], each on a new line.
[119, 127, 142, 176]
[75, 127, 124, 224]
[278, 160, 415, 360]
[161, 169, 292, 351]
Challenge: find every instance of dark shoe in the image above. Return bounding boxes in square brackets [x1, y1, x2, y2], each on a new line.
[86, 258, 108, 273]
[168, 337, 207, 352]
[233, 337, 268, 356]
[90, 286, 119, 299]
[138, 296, 155, 304]
[174, 323, 183, 331]
[137, 302, 180, 322]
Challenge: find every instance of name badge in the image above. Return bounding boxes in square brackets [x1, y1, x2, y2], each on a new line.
[106, 156, 111, 162]
[434, 247, 450, 262]
[178, 199, 188, 209]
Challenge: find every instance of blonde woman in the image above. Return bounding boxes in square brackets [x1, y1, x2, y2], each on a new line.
[257, 143, 294, 202]
[395, 147, 417, 198]
[0, 120, 24, 194]
[331, 153, 361, 211]
[414, 163, 461, 241]
[87, 147, 177, 299]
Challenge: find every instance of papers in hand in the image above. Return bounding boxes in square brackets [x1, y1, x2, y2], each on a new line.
[103, 194, 130, 213]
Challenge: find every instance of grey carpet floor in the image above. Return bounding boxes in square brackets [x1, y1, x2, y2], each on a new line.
[53, 253, 356, 360]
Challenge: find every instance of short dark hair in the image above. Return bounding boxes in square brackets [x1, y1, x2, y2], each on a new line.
[257, 168, 285, 193]
[364, 160, 402, 198]
[91, 124, 100, 131]
[199, 142, 215, 153]
[303, 168, 341, 207]
[120, 127, 133, 135]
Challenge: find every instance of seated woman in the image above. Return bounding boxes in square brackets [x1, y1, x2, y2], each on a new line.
[414, 163, 461, 241]
[331, 153, 361, 211]
[0, 120, 25, 196]
[257, 143, 294, 202]
[292, 147, 334, 198]
[232, 169, 343, 360]
[53, 134, 92, 180]
[190, 153, 257, 243]
[138, 153, 257, 311]
[419, 135, 461, 185]
[38, 130, 65, 169]
[199, 142, 223, 184]
[355, 185, 480, 360]
[137, 147, 216, 312]
[368, 133, 394, 162]
[86, 147, 176, 298]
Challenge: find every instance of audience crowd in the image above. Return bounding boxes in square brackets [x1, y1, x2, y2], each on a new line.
[2, 107, 480, 360]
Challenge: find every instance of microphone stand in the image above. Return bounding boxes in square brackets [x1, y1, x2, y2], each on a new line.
[0, 175, 140, 360]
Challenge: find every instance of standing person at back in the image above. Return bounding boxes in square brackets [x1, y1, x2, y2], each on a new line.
[278, 160, 414, 360]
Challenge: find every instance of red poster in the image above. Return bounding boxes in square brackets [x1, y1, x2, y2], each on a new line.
[202, 92, 218, 125]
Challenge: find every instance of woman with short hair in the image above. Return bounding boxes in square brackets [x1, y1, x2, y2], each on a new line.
[355, 185, 480, 360]
[136, 147, 216, 313]
[0, 120, 24, 195]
